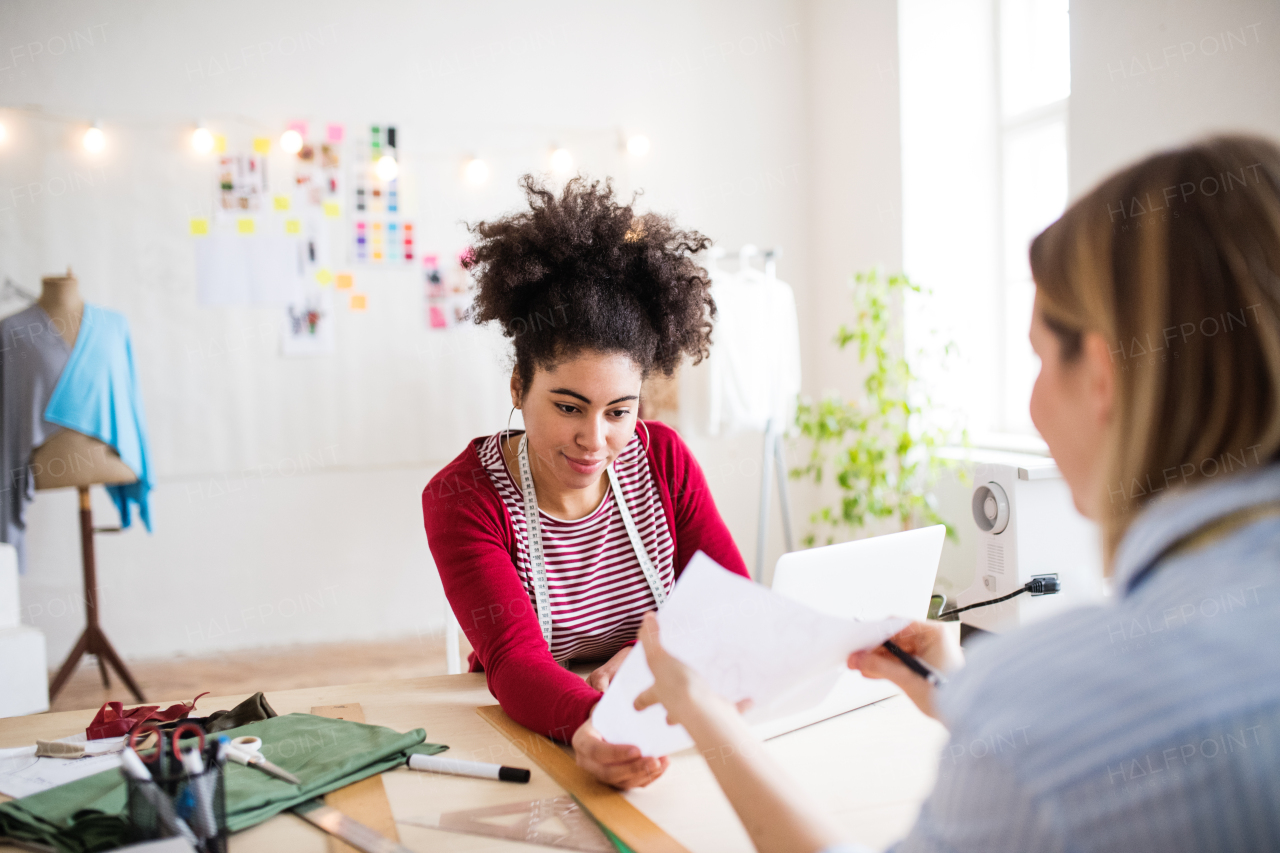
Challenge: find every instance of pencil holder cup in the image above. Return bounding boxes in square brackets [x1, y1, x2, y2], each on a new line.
[124, 763, 228, 853]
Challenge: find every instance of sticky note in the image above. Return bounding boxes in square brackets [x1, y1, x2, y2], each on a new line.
[253, 137, 270, 154]
[327, 123, 344, 143]
[349, 293, 367, 311]
[316, 268, 333, 285]
[237, 218, 255, 234]
[335, 272, 354, 290]
[214, 134, 227, 154]
[189, 218, 209, 236]
[284, 218, 301, 234]
[323, 201, 340, 218]
[273, 195, 291, 211]
[287, 120, 308, 135]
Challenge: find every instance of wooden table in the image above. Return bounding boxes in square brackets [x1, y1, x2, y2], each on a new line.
[0, 674, 947, 852]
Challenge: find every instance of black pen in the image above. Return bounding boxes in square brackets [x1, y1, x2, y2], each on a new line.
[882, 640, 947, 688]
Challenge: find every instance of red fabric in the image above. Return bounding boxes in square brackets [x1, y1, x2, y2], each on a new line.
[85, 692, 208, 739]
[422, 420, 749, 743]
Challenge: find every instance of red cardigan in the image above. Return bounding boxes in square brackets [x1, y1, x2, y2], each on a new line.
[421, 420, 749, 742]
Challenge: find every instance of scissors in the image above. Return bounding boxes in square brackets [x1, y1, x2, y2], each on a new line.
[128, 722, 206, 778]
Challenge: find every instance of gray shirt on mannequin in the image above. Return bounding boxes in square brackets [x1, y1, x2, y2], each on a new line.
[0, 304, 72, 570]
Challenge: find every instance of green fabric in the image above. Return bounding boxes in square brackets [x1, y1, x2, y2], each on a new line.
[0, 713, 448, 853]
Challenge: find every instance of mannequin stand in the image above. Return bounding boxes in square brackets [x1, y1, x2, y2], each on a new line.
[46, 486, 146, 703]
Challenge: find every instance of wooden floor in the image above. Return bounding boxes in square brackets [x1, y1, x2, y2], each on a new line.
[47, 635, 474, 713]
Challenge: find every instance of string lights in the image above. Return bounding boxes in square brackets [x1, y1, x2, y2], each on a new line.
[0, 111, 652, 185]
[191, 124, 214, 154]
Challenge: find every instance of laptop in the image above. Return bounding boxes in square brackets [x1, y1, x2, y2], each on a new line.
[753, 525, 947, 740]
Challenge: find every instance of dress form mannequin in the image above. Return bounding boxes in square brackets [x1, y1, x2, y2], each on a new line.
[34, 268, 146, 703]
[32, 269, 137, 490]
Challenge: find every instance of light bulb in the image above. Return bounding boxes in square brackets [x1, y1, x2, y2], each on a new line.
[626, 135, 651, 157]
[549, 147, 574, 175]
[192, 126, 214, 154]
[464, 157, 489, 185]
[280, 129, 303, 154]
[83, 124, 105, 153]
[375, 154, 399, 181]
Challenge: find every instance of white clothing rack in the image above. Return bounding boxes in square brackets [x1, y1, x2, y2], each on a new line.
[704, 245, 795, 583]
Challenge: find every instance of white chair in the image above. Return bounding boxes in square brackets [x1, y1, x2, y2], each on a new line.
[444, 598, 463, 675]
[0, 543, 50, 717]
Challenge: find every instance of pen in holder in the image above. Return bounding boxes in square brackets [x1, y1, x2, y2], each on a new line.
[121, 724, 228, 853]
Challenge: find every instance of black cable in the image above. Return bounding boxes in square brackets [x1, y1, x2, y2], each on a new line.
[937, 576, 1059, 620]
[937, 588, 1028, 619]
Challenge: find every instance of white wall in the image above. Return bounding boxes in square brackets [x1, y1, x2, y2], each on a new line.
[1069, 0, 1280, 198]
[1, 0, 856, 664]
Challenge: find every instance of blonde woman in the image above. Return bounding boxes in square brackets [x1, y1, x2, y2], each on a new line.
[636, 136, 1280, 852]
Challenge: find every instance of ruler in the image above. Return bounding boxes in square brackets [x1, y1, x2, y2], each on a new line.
[306, 703, 402, 853]
[476, 705, 689, 853]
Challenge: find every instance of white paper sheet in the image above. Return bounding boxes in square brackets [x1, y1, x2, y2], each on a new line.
[591, 551, 908, 756]
[0, 735, 125, 799]
[194, 233, 304, 306]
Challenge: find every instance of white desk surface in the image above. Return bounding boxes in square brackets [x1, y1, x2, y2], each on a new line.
[0, 674, 947, 852]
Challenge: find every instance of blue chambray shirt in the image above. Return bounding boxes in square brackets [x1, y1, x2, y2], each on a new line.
[826, 463, 1280, 853]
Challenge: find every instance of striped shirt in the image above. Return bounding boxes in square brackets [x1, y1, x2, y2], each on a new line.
[478, 430, 676, 664]
[826, 463, 1280, 853]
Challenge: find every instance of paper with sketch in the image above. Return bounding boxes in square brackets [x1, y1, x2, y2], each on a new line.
[0, 735, 125, 799]
[591, 551, 908, 756]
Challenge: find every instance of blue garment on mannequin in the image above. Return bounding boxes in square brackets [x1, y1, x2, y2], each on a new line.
[44, 304, 152, 531]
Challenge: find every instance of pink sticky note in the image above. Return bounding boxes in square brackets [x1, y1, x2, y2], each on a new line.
[327, 123, 345, 143]
[287, 120, 308, 136]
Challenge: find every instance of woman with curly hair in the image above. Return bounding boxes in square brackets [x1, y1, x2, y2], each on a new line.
[421, 176, 750, 788]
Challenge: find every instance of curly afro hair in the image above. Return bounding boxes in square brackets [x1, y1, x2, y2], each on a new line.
[465, 175, 715, 395]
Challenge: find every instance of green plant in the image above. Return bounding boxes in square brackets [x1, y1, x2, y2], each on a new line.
[791, 268, 964, 546]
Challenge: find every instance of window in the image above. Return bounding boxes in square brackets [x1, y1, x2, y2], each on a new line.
[900, 0, 1070, 444]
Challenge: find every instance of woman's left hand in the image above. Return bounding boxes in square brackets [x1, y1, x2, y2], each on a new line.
[586, 645, 632, 692]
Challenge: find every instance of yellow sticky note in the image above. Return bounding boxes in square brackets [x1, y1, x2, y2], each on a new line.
[253, 137, 270, 154]
[189, 218, 209, 236]
[335, 272, 354, 290]
[214, 134, 227, 153]
[349, 293, 367, 311]
[315, 268, 333, 285]
[284, 218, 301, 234]
[273, 195, 291, 211]
[323, 201, 340, 218]
[237, 218, 255, 234]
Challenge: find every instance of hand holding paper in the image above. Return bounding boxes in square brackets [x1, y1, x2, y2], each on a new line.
[591, 552, 907, 756]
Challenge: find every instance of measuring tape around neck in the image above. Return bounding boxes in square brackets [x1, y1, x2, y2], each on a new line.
[516, 433, 668, 650]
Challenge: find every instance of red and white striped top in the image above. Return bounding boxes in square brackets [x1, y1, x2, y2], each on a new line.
[478, 430, 676, 664]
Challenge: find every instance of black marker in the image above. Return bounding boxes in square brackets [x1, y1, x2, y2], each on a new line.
[407, 754, 530, 783]
[882, 640, 947, 688]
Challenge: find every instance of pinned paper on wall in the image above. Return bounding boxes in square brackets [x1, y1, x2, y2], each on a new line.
[218, 155, 266, 213]
[349, 293, 367, 311]
[315, 268, 333, 285]
[273, 195, 291, 211]
[327, 123, 345, 143]
[189, 218, 209, 236]
[323, 201, 340, 217]
[350, 124, 414, 265]
[253, 137, 271, 154]
[335, 272, 353, 290]
[214, 134, 227, 153]
[195, 233, 304, 306]
[285, 219, 301, 234]
[424, 252, 474, 330]
[282, 288, 335, 357]
[237, 218, 255, 234]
